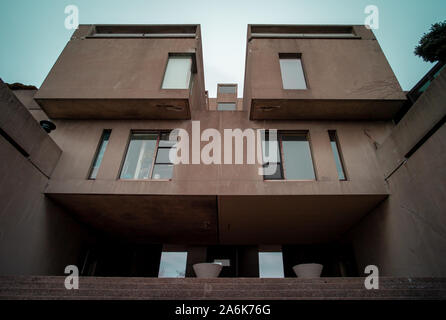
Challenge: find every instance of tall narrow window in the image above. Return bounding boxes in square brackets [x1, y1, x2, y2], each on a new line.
[328, 131, 346, 180]
[217, 103, 236, 111]
[162, 55, 192, 89]
[262, 131, 315, 180]
[120, 131, 175, 180]
[279, 53, 307, 89]
[258, 252, 284, 278]
[158, 252, 187, 278]
[88, 129, 111, 179]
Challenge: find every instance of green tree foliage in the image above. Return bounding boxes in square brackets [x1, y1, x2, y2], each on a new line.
[415, 21, 446, 63]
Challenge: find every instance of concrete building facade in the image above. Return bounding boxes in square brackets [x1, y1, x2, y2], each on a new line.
[0, 24, 445, 284]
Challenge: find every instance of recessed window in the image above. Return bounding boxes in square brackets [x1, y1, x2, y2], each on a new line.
[217, 103, 237, 111]
[214, 259, 231, 266]
[262, 131, 315, 180]
[279, 53, 307, 90]
[120, 131, 175, 180]
[218, 85, 237, 94]
[158, 252, 187, 278]
[328, 131, 347, 180]
[258, 252, 284, 278]
[88, 130, 111, 179]
[162, 55, 192, 89]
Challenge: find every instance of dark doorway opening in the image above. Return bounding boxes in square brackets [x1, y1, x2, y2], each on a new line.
[206, 245, 259, 277]
[81, 243, 162, 277]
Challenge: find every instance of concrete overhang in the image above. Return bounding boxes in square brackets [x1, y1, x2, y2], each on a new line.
[47, 193, 218, 244]
[218, 194, 387, 244]
[45, 188, 387, 245]
[34, 97, 192, 120]
[34, 24, 202, 120]
[250, 98, 405, 120]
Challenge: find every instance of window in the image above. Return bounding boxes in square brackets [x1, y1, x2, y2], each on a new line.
[258, 252, 284, 278]
[88, 130, 111, 179]
[158, 252, 187, 278]
[218, 85, 237, 94]
[120, 131, 175, 180]
[162, 55, 192, 89]
[279, 53, 307, 89]
[328, 131, 346, 180]
[217, 103, 237, 111]
[213, 259, 231, 266]
[262, 131, 316, 180]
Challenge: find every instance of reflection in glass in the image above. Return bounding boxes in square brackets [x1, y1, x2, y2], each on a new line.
[120, 133, 157, 179]
[162, 56, 192, 89]
[281, 134, 315, 180]
[158, 252, 187, 278]
[279, 56, 307, 90]
[259, 252, 284, 278]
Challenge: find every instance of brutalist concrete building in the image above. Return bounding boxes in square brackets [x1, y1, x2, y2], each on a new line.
[0, 24, 445, 299]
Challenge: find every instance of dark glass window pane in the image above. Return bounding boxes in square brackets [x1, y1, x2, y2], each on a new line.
[263, 163, 283, 180]
[281, 133, 315, 180]
[152, 164, 173, 179]
[159, 132, 177, 147]
[89, 130, 111, 179]
[261, 131, 281, 164]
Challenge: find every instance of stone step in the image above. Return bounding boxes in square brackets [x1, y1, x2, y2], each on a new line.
[1, 276, 444, 284]
[0, 288, 445, 299]
[1, 276, 445, 300]
[1, 281, 445, 291]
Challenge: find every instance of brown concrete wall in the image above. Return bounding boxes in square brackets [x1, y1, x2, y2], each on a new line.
[34, 25, 206, 119]
[350, 68, 446, 277]
[46, 112, 392, 197]
[377, 68, 446, 177]
[245, 25, 404, 101]
[244, 25, 406, 119]
[44, 108, 392, 244]
[0, 82, 94, 275]
[350, 123, 446, 276]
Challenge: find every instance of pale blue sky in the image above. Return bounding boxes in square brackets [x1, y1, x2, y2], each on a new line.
[0, 0, 445, 97]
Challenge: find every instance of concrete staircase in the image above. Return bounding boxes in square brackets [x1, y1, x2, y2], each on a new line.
[0, 276, 445, 300]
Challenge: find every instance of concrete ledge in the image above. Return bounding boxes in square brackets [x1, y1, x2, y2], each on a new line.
[1, 276, 445, 300]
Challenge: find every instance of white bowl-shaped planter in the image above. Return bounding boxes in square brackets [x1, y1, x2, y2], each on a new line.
[193, 263, 223, 278]
[293, 263, 323, 278]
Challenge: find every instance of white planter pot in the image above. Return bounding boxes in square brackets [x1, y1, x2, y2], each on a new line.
[292, 263, 323, 278]
[193, 263, 223, 278]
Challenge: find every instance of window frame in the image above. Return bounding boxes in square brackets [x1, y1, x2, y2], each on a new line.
[262, 130, 317, 181]
[217, 102, 237, 111]
[328, 130, 347, 181]
[217, 84, 237, 94]
[119, 130, 175, 181]
[278, 53, 308, 90]
[158, 251, 188, 278]
[161, 53, 196, 90]
[88, 129, 112, 180]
